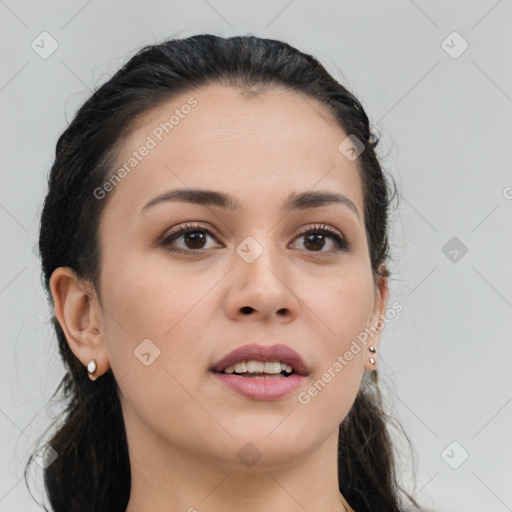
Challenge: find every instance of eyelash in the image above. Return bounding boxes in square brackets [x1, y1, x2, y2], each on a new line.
[160, 222, 349, 255]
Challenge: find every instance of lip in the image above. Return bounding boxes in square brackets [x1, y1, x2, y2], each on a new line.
[211, 343, 310, 376]
[212, 372, 307, 400]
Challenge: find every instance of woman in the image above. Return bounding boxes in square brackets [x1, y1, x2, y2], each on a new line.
[27, 34, 424, 512]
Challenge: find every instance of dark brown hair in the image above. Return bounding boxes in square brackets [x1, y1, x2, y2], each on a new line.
[26, 34, 423, 512]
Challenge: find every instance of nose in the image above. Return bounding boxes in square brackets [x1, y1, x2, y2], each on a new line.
[223, 235, 300, 322]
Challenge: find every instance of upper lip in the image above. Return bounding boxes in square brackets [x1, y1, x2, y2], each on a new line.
[211, 343, 310, 376]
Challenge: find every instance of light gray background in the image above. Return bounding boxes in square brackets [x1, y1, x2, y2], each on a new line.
[1, 1, 511, 511]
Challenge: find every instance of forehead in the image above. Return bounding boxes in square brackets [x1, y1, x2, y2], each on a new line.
[103, 83, 364, 220]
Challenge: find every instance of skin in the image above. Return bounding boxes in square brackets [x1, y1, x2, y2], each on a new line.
[50, 84, 388, 512]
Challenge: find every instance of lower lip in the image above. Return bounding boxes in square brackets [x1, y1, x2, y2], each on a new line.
[212, 372, 307, 400]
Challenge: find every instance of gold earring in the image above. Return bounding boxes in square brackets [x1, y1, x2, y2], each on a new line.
[369, 346, 377, 367]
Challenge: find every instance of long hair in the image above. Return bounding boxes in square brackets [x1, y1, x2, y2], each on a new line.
[26, 34, 423, 512]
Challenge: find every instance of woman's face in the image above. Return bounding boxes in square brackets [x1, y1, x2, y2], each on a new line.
[92, 84, 387, 467]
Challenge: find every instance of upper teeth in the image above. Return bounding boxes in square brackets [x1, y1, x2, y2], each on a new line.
[223, 361, 293, 374]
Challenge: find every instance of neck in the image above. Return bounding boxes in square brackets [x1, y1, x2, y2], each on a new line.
[124, 418, 352, 512]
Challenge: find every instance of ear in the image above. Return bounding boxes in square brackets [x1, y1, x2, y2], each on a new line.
[364, 266, 389, 371]
[49, 267, 109, 381]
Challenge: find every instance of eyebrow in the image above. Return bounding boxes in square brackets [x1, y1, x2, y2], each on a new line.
[141, 188, 360, 220]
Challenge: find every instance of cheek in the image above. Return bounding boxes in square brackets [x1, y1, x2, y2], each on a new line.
[102, 254, 196, 336]
[102, 262, 210, 421]
[312, 267, 375, 349]
[292, 269, 373, 412]
[297, 342, 364, 434]
[100, 256, 216, 377]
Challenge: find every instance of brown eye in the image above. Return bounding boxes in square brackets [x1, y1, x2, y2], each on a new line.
[180, 231, 208, 250]
[160, 222, 348, 256]
[160, 223, 221, 254]
[291, 224, 348, 254]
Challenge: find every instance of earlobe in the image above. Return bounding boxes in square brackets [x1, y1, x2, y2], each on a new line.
[49, 267, 108, 379]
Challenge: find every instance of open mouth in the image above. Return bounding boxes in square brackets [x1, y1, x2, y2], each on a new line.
[211, 343, 310, 378]
[211, 358, 307, 400]
[217, 360, 297, 378]
[218, 370, 294, 378]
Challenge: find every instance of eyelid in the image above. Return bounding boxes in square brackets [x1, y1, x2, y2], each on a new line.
[162, 221, 220, 239]
[162, 221, 344, 240]
[295, 222, 344, 238]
